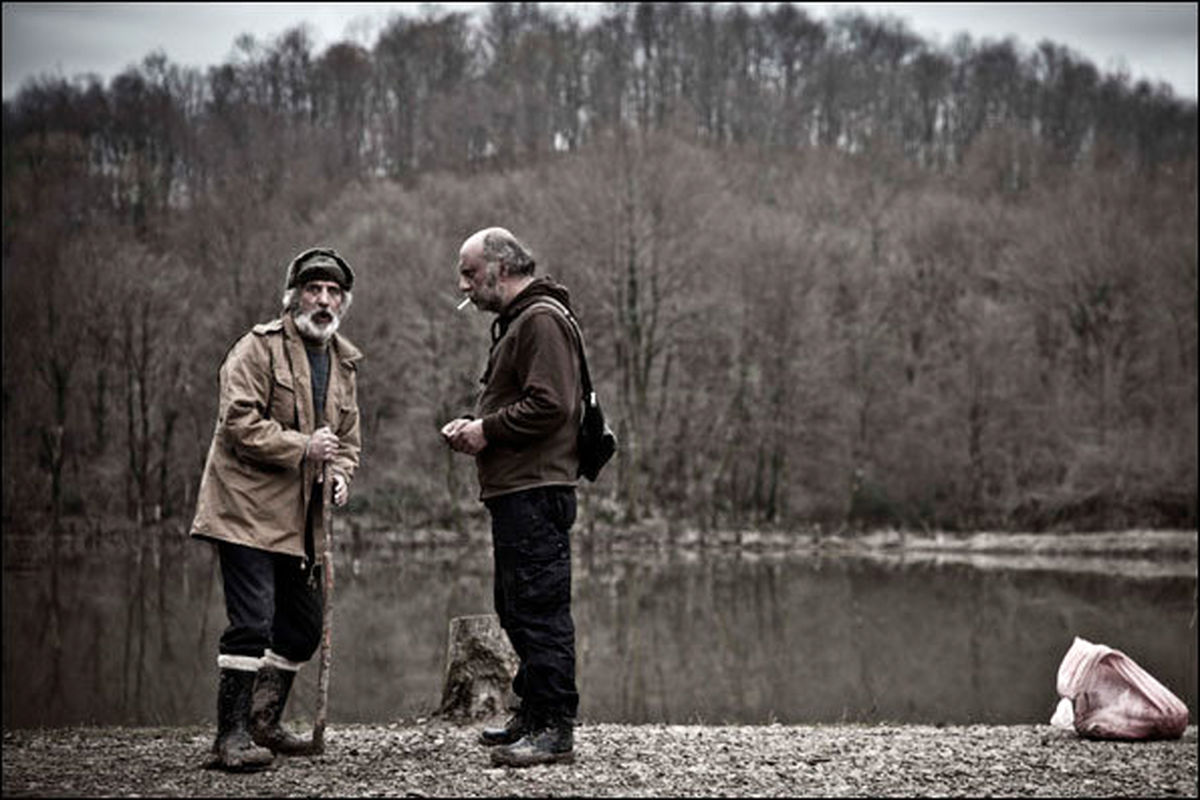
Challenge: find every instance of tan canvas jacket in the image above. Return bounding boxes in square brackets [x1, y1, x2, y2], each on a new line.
[190, 313, 362, 559]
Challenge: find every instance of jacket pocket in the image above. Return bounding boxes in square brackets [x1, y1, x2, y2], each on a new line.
[329, 402, 354, 432]
[269, 373, 298, 429]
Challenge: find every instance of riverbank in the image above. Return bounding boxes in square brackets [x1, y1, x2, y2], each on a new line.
[5, 517, 1195, 569]
[839, 529, 1199, 579]
[2, 720, 1195, 797]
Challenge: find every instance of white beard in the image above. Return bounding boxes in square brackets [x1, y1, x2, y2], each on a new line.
[294, 307, 340, 343]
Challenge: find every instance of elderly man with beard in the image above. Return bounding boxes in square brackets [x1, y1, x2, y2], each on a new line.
[190, 247, 362, 772]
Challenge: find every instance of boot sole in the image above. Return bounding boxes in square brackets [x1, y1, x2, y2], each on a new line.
[202, 755, 274, 772]
[253, 733, 318, 756]
[491, 750, 575, 768]
[478, 734, 523, 747]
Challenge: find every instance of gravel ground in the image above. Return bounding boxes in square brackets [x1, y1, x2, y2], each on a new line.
[3, 721, 1195, 797]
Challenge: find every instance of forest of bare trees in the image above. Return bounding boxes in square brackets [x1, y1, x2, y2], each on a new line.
[3, 3, 1196, 539]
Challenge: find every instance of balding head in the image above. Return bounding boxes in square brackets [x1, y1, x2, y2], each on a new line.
[456, 227, 537, 313]
[459, 227, 499, 261]
[460, 227, 536, 278]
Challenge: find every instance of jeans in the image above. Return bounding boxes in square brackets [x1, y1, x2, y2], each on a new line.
[485, 485, 579, 719]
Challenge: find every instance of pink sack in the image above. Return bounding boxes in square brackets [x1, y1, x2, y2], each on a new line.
[1050, 635, 1189, 740]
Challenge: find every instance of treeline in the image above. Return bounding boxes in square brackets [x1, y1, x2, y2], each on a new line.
[2, 3, 1196, 537]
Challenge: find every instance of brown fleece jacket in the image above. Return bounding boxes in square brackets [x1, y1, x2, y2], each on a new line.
[475, 278, 582, 499]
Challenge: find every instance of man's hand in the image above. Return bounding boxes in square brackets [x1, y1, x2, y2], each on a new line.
[440, 417, 487, 455]
[306, 425, 339, 463]
[331, 473, 349, 507]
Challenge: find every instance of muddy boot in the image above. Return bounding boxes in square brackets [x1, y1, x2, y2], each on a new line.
[479, 704, 531, 747]
[209, 668, 274, 772]
[490, 711, 575, 768]
[250, 665, 312, 755]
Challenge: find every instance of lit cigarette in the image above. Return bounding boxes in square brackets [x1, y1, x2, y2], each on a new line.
[456, 297, 472, 311]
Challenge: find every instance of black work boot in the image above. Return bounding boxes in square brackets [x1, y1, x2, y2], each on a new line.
[479, 704, 531, 747]
[208, 669, 274, 772]
[250, 665, 313, 755]
[490, 712, 575, 767]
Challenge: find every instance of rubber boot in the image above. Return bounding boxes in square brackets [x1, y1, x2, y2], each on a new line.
[209, 668, 274, 772]
[490, 710, 575, 767]
[250, 665, 312, 755]
[479, 704, 531, 747]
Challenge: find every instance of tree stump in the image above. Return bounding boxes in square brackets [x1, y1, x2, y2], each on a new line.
[438, 614, 519, 721]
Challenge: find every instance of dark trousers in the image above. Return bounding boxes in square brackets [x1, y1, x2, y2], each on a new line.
[216, 489, 323, 663]
[485, 485, 579, 720]
[217, 540, 323, 662]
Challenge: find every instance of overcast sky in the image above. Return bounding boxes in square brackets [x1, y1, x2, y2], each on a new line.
[2, 2, 1196, 102]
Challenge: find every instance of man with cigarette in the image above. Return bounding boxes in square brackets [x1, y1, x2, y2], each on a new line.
[190, 247, 362, 771]
[442, 227, 582, 767]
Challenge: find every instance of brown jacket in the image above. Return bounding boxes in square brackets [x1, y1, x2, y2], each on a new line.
[190, 313, 362, 558]
[476, 279, 581, 499]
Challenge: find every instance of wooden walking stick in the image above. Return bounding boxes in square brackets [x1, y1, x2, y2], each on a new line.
[311, 463, 335, 754]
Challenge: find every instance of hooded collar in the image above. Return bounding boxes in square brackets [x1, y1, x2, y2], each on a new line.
[491, 277, 574, 345]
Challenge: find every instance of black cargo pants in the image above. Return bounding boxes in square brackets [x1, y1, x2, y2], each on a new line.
[485, 485, 579, 720]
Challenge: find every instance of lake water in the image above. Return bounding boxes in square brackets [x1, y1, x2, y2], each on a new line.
[3, 531, 1196, 729]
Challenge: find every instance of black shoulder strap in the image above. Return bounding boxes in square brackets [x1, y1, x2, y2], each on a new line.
[523, 298, 594, 397]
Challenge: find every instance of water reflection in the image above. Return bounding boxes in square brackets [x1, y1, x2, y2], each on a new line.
[3, 533, 1196, 729]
